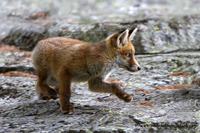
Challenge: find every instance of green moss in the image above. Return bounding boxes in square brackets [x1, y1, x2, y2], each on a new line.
[86, 129, 93, 133]
[153, 26, 160, 31]
[172, 64, 178, 69]
[118, 129, 124, 132]
[178, 79, 183, 85]
[149, 51, 158, 54]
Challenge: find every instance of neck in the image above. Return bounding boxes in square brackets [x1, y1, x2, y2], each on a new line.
[89, 39, 118, 63]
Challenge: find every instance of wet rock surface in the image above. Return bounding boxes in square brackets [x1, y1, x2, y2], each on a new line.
[0, 50, 200, 132]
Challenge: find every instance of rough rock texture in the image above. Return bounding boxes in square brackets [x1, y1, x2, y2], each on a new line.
[0, 50, 200, 132]
[2, 15, 200, 54]
[1, 1, 200, 53]
[1, 0, 200, 132]
[0, 51, 35, 74]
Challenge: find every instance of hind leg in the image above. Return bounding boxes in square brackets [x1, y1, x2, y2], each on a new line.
[53, 86, 59, 94]
[35, 80, 50, 100]
[36, 71, 58, 100]
[47, 77, 60, 95]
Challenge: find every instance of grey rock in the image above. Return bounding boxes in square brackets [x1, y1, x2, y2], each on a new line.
[1, 0, 200, 132]
[1, 1, 200, 54]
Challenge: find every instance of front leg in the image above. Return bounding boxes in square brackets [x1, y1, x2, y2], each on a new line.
[106, 77, 125, 86]
[59, 69, 74, 114]
[88, 77, 132, 102]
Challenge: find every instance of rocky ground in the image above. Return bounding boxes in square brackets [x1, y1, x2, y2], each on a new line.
[0, 46, 200, 132]
[0, 0, 200, 132]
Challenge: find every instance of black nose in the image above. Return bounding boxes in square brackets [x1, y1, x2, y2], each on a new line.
[137, 67, 141, 70]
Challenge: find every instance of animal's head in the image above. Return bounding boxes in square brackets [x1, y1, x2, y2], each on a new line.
[108, 28, 141, 72]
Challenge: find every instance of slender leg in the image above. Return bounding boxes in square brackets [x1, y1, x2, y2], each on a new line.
[53, 86, 59, 94]
[36, 71, 58, 100]
[35, 80, 50, 100]
[88, 77, 132, 102]
[59, 69, 74, 113]
[106, 77, 125, 86]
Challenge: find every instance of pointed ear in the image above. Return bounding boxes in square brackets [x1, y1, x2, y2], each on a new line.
[129, 28, 138, 41]
[117, 29, 129, 47]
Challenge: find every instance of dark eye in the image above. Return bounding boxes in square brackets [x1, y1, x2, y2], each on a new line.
[125, 53, 131, 58]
